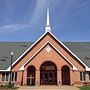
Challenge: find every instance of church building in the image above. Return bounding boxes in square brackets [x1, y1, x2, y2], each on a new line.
[0, 3, 90, 86]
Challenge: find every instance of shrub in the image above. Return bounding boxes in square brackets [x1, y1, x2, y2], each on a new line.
[0, 82, 15, 89]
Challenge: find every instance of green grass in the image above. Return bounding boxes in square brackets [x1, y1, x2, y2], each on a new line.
[80, 86, 90, 90]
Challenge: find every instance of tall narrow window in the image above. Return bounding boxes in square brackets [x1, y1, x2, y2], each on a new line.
[2, 72, 10, 81]
[80, 72, 82, 81]
[2, 72, 17, 81]
[11, 72, 17, 81]
[83, 72, 86, 81]
[6, 72, 9, 81]
[89, 73, 90, 80]
[15, 72, 17, 81]
[2, 72, 5, 81]
[80, 72, 86, 81]
[12, 72, 14, 81]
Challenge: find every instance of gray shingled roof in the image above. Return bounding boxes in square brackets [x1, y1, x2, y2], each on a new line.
[64, 42, 90, 68]
[0, 42, 90, 70]
[0, 42, 33, 70]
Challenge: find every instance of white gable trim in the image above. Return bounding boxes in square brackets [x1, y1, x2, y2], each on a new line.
[19, 41, 77, 71]
[6, 32, 47, 71]
[6, 32, 90, 71]
[49, 32, 90, 71]
[0, 70, 10, 72]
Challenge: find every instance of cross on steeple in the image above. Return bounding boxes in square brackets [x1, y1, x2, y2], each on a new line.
[45, 0, 51, 32]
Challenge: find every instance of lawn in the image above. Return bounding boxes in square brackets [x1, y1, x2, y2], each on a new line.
[80, 86, 90, 90]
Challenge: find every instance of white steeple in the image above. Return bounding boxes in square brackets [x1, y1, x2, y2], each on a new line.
[45, 0, 51, 32]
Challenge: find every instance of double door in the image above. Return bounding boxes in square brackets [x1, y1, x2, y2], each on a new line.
[40, 71, 57, 85]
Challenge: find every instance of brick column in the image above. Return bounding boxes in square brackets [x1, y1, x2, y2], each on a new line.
[23, 70, 27, 85]
[70, 70, 73, 85]
[17, 71, 22, 85]
[36, 70, 40, 85]
[57, 70, 61, 85]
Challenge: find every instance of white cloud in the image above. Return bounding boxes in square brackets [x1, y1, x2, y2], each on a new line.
[49, 0, 88, 16]
[0, 0, 46, 34]
[0, 0, 88, 34]
[30, 0, 46, 26]
[0, 24, 30, 33]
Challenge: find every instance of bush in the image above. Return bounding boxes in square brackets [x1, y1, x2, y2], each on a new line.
[6, 82, 14, 88]
[0, 82, 15, 89]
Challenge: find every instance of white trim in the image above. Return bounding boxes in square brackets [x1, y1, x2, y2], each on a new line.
[6, 32, 47, 71]
[49, 32, 90, 71]
[45, 0, 51, 32]
[0, 70, 10, 72]
[19, 41, 77, 71]
[49, 42, 77, 70]
[4, 32, 90, 71]
[19, 66, 24, 71]
[14, 72, 15, 81]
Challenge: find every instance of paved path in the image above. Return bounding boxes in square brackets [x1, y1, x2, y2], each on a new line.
[17, 86, 80, 90]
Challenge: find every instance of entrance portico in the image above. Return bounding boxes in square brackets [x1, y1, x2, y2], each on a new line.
[40, 61, 57, 85]
[21, 39, 78, 86]
[27, 66, 36, 86]
[61, 65, 70, 85]
[25, 60, 72, 86]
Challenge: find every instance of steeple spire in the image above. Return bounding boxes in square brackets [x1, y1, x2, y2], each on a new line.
[45, 0, 51, 32]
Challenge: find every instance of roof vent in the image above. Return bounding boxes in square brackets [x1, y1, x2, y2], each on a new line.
[2, 56, 8, 59]
[84, 57, 90, 60]
[0, 59, 6, 61]
[19, 45, 28, 47]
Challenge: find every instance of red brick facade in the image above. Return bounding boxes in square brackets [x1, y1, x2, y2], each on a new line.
[0, 32, 89, 86]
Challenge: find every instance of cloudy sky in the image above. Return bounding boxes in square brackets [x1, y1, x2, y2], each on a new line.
[0, 0, 90, 42]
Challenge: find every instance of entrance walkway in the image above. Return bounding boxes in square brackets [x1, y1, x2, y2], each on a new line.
[17, 86, 80, 90]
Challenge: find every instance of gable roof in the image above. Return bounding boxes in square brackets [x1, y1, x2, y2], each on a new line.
[20, 41, 77, 71]
[0, 32, 90, 71]
[0, 42, 90, 71]
[0, 42, 33, 71]
[64, 42, 90, 68]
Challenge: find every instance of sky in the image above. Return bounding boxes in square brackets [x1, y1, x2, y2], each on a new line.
[0, 0, 90, 42]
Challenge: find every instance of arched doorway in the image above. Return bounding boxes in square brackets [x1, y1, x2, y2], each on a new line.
[61, 65, 70, 85]
[40, 61, 57, 85]
[27, 66, 36, 86]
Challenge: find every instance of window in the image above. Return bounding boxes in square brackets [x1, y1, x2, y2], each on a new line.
[6, 72, 9, 81]
[80, 72, 86, 81]
[2, 72, 5, 81]
[80, 72, 82, 81]
[12, 72, 14, 81]
[2, 72, 17, 81]
[2, 72, 10, 81]
[12, 72, 17, 81]
[15, 72, 17, 81]
[83, 72, 86, 81]
[89, 73, 90, 80]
